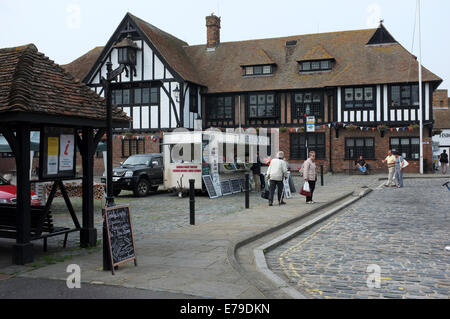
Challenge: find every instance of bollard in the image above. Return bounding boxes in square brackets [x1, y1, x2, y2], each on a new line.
[245, 173, 250, 209]
[321, 164, 324, 186]
[189, 179, 195, 225]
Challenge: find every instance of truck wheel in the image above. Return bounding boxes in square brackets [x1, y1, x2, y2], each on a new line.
[150, 186, 159, 192]
[134, 179, 150, 197]
[113, 189, 121, 197]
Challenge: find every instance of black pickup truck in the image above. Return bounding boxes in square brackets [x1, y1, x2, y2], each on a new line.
[101, 153, 164, 197]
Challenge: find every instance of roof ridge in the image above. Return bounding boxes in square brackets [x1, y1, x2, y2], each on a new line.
[186, 28, 378, 48]
[0, 44, 37, 54]
[127, 12, 189, 46]
[7, 45, 36, 111]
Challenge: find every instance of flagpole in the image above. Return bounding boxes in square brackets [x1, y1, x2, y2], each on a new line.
[418, 0, 424, 175]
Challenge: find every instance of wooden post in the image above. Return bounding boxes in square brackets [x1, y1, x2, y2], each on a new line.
[80, 127, 97, 248]
[13, 123, 34, 265]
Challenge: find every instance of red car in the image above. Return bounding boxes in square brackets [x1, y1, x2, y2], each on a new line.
[0, 176, 41, 206]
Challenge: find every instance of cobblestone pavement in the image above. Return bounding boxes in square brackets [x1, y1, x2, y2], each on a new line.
[266, 178, 450, 299]
[2, 173, 380, 252]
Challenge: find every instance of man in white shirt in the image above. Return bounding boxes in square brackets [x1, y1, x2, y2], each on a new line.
[266, 151, 288, 206]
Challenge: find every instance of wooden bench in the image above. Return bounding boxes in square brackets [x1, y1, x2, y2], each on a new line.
[0, 204, 80, 251]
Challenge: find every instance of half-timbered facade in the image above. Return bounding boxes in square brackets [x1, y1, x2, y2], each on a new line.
[61, 13, 443, 174]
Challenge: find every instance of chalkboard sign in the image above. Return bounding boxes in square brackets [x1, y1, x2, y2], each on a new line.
[221, 180, 233, 196]
[202, 175, 219, 199]
[103, 205, 137, 275]
[231, 179, 242, 194]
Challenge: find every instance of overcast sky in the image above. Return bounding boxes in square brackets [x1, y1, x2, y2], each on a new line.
[1, 0, 448, 90]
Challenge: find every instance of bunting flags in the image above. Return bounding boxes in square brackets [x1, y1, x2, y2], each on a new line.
[112, 135, 159, 142]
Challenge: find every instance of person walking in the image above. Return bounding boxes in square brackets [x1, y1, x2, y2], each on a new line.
[439, 150, 449, 175]
[382, 150, 396, 187]
[394, 152, 405, 188]
[251, 154, 262, 192]
[266, 151, 288, 206]
[303, 151, 318, 204]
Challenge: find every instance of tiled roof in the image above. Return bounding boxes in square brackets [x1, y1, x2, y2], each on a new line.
[240, 49, 276, 66]
[184, 28, 442, 93]
[65, 15, 442, 95]
[62, 46, 104, 81]
[0, 44, 130, 123]
[298, 44, 334, 61]
[128, 13, 204, 85]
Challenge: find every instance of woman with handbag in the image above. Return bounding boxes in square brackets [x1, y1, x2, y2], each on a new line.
[302, 151, 318, 204]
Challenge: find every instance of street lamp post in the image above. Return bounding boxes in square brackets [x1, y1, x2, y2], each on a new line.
[101, 35, 139, 271]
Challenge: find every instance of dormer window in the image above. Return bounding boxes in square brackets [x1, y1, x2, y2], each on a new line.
[244, 65, 273, 76]
[299, 59, 333, 73]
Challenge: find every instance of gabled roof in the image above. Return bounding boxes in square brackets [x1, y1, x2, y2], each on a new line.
[184, 28, 442, 93]
[62, 46, 104, 81]
[127, 13, 203, 85]
[297, 44, 334, 62]
[0, 44, 129, 124]
[65, 15, 442, 95]
[239, 49, 276, 67]
[366, 23, 397, 45]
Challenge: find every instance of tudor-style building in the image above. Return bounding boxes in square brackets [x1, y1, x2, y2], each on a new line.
[62, 13, 443, 175]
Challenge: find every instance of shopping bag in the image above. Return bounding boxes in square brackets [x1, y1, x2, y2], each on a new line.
[300, 181, 312, 197]
[261, 180, 270, 199]
[303, 181, 310, 193]
[402, 159, 409, 168]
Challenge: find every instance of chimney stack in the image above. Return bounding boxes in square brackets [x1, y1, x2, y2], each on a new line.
[206, 14, 221, 49]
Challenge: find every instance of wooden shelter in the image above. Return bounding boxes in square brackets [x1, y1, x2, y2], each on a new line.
[0, 44, 129, 264]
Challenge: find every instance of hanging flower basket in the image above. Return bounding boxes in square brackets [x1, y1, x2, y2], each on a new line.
[346, 125, 358, 131]
[377, 125, 388, 132]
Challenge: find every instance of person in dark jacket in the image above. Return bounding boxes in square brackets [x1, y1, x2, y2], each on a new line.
[251, 155, 263, 191]
[439, 150, 448, 175]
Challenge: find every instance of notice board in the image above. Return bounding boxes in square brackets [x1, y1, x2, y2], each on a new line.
[39, 127, 76, 180]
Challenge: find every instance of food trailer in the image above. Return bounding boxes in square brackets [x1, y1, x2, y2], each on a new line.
[163, 131, 269, 198]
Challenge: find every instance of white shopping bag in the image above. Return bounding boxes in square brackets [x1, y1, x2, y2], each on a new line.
[402, 159, 409, 168]
[303, 181, 310, 193]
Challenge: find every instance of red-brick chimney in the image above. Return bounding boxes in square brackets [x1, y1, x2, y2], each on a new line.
[206, 14, 221, 49]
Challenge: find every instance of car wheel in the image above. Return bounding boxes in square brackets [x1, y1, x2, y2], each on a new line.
[134, 179, 150, 197]
[113, 189, 121, 197]
[150, 186, 159, 192]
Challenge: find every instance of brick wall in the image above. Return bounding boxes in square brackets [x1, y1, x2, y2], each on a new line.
[432, 89, 450, 130]
[331, 128, 432, 174]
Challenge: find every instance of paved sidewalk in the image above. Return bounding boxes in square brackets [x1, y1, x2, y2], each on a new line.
[0, 174, 380, 299]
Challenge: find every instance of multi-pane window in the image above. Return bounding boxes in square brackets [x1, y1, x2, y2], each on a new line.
[290, 133, 326, 160]
[299, 60, 332, 72]
[112, 87, 159, 130]
[292, 91, 323, 119]
[390, 137, 420, 160]
[344, 87, 375, 108]
[206, 96, 234, 120]
[390, 84, 419, 107]
[248, 93, 277, 118]
[190, 86, 198, 113]
[345, 138, 375, 160]
[122, 139, 146, 158]
[244, 65, 273, 76]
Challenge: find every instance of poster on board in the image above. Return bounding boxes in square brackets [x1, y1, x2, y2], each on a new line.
[59, 135, 75, 171]
[47, 137, 59, 175]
